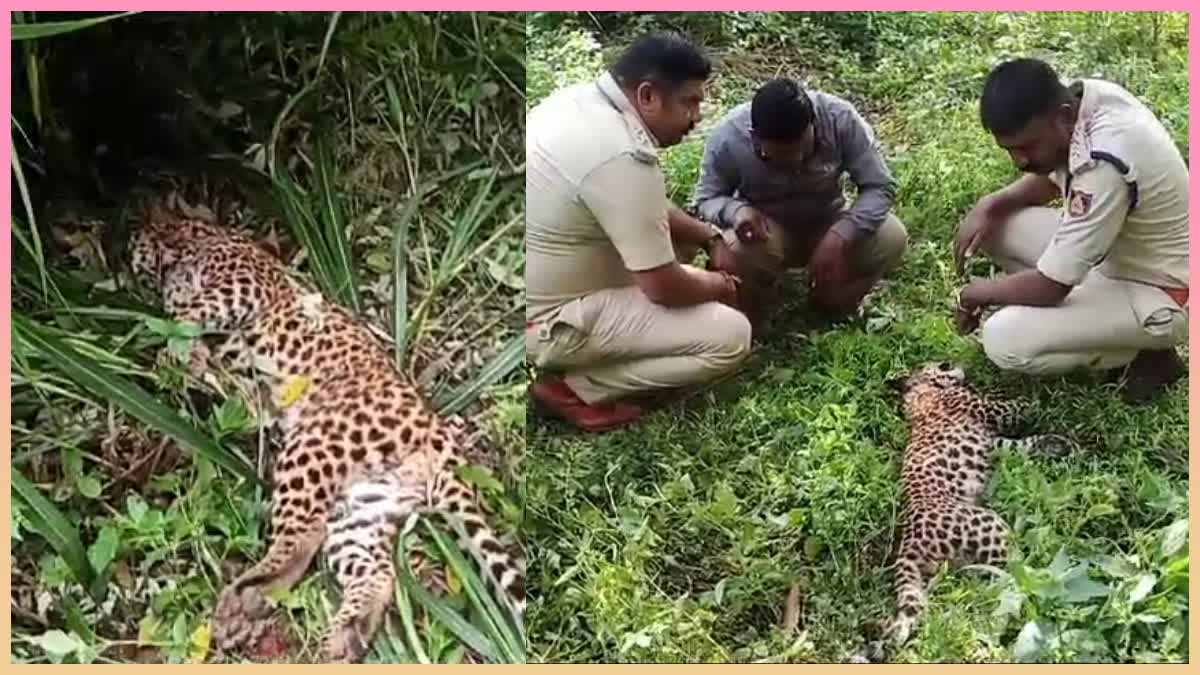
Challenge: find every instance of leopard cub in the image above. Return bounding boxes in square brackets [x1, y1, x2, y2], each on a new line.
[852, 362, 1075, 662]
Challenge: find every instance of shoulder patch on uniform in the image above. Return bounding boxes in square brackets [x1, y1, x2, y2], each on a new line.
[631, 147, 658, 165]
[1068, 189, 1093, 218]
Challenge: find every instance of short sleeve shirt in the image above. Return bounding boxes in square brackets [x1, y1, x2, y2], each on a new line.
[526, 73, 676, 319]
[1037, 79, 1189, 290]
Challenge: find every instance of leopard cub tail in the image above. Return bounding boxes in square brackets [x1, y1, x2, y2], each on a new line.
[431, 475, 526, 633]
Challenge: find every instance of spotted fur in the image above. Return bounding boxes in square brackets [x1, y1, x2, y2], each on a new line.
[855, 362, 1074, 661]
[129, 217, 525, 663]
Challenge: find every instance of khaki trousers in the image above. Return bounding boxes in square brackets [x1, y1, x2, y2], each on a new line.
[722, 213, 909, 313]
[979, 207, 1188, 375]
[526, 284, 752, 404]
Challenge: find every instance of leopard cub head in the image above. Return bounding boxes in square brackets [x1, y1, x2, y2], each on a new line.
[128, 223, 169, 285]
[888, 361, 967, 417]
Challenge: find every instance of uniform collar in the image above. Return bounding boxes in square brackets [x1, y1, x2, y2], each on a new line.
[596, 71, 662, 148]
[1067, 80, 1095, 174]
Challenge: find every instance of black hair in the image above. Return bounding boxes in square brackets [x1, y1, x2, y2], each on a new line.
[750, 78, 814, 142]
[609, 31, 711, 93]
[980, 58, 1071, 136]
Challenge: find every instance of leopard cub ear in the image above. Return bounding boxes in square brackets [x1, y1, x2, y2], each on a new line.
[886, 375, 908, 392]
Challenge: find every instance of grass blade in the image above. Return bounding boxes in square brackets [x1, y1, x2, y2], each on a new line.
[433, 333, 524, 416]
[12, 313, 261, 486]
[391, 188, 424, 366]
[422, 520, 525, 662]
[10, 11, 138, 40]
[395, 534, 503, 663]
[10, 132, 48, 300]
[315, 11, 342, 77]
[392, 578, 431, 663]
[11, 471, 93, 587]
[270, 170, 338, 295]
[436, 173, 500, 283]
[313, 135, 360, 311]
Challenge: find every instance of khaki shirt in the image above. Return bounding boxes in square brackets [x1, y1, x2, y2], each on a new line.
[1038, 79, 1189, 292]
[526, 72, 676, 320]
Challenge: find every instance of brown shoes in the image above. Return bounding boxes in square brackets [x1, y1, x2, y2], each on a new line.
[530, 377, 643, 432]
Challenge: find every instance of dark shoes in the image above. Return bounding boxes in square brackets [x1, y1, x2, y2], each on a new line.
[1108, 348, 1187, 405]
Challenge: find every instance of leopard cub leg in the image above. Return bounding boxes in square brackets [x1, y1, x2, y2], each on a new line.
[212, 433, 334, 659]
[319, 476, 421, 663]
[993, 434, 1078, 459]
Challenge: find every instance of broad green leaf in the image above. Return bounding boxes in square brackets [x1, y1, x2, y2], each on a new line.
[88, 525, 120, 573]
[1048, 546, 1071, 577]
[13, 313, 260, 485]
[1161, 518, 1188, 558]
[993, 586, 1025, 619]
[1128, 573, 1157, 604]
[137, 614, 161, 646]
[127, 494, 149, 524]
[1013, 620, 1045, 663]
[76, 475, 103, 499]
[1094, 554, 1138, 579]
[276, 375, 312, 409]
[711, 482, 739, 521]
[365, 250, 391, 274]
[1062, 573, 1111, 603]
[62, 446, 83, 481]
[803, 535, 826, 561]
[1084, 502, 1119, 520]
[11, 471, 92, 586]
[32, 630, 83, 658]
[188, 624, 211, 663]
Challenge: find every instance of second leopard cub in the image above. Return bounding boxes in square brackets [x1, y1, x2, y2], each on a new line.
[853, 362, 1075, 662]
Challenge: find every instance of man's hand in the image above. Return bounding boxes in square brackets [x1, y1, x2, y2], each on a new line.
[809, 227, 851, 293]
[715, 270, 743, 309]
[955, 175, 1060, 273]
[707, 234, 739, 276]
[954, 196, 1003, 273]
[954, 281, 986, 335]
[733, 206, 770, 244]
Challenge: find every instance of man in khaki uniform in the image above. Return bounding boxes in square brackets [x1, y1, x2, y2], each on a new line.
[956, 58, 1188, 403]
[526, 32, 751, 432]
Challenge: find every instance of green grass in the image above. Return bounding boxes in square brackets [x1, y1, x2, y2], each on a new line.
[526, 11, 1188, 664]
[10, 11, 525, 664]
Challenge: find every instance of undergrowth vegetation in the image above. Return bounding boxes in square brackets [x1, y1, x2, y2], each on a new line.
[11, 11, 525, 663]
[526, 11, 1188, 664]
